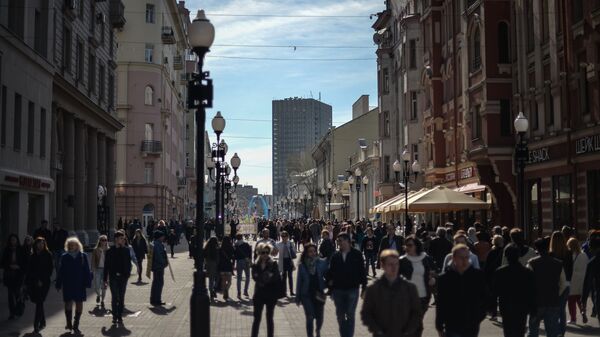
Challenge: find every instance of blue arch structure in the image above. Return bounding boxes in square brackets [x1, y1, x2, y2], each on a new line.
[247, 195, 269, 218]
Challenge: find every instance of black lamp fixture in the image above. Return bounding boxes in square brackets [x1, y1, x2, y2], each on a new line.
[393, 147, 420, 236]
[514, 111, 529, 240]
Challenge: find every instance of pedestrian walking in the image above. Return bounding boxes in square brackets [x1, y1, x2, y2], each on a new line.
[566, 237, 589, 324]
[56, 237, 92, 334]
[32, 220, 52, 245]
[51, 221, 68, 276]
[167, 229, 178, 258]
[1, 234, 26, 320]
[310, 221, 321, 244]
[427, 227, 453, 272]
[362, 249, 423, 337]
[327, 233, 367, 337]
[361, 228, 378, 277]
[234, 233, 252, 298]
[132, 229, 148, 283]
[441, 233, 480, 273]
[251, 242, 284, 337]
[399, 235, 436, 312]
[378, 224, 404, 260]
[436, 244, 487, 337]
[582, 232, 600, 326]
[91, 235, 108, 309]
[318, 230, 335, 261]
[218, 236, 235, 300]
[185, 222, 194, 259]
[296, 243, 328, 337]
[254, 229, 276, 259]
[501, 228, 537, 267]
[473, 232, 491, 269]
[276, 231, 297, 296]
[549, 231, 572, 336]
[150, 231, 168, 306]
[484, 235, 504, 321]
[492, 244, 536, 337]
[204, 237, 220, 299]
[103, 231, 132, 325]
[527, 237, 566, 337]
[25, 237, 53, 333]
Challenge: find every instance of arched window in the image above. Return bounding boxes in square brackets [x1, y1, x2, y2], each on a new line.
[471, 28, 481, 71]
[497, 22, 510, 63]
[144, 86, 154, 106]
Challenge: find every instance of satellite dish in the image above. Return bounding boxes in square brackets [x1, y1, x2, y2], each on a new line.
[373, 32, 382, 45]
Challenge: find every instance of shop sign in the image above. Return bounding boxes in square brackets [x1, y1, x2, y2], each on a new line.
[528, 147, 550, 164]
[445, 167, 475, 182]
[575, 134, 600, 155]
[4, 175, 51, 190]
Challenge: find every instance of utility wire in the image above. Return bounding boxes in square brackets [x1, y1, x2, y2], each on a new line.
[207, 55, 375, 61]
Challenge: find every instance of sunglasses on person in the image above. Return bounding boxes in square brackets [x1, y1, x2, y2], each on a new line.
[259, 251, 269, 255]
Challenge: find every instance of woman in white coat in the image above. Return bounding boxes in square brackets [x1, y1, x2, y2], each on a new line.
[567, 238, 589, 324]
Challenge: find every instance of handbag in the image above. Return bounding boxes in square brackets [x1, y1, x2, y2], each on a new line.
[288, 243, 297, 260]
[315, 291, 327, 304]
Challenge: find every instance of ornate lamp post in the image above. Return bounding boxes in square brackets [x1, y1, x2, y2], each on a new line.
[514, 112, 529, 240]
[348, 168, 365, 221]
[302, 192, 311, 218]
[394, 147, 420, 236]
[326, 182, 334, 220]
[187, 9, 214, 337]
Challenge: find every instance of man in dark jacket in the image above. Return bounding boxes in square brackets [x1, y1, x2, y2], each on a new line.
[327, 233, 367, 337]
[103, 231, 132, 324]
[33, 220, 52, 244]
[378, 224, 404, 260]
[50, 221, 69, 276]
[150, 231, 168, 306]
[234, 233, 252, 298]
[436, 244, 486, 337]
[361, 249, 422, 337]
[492, 244, 536, 337]
[527, 237, 565, 337]
[427, 227, 453, 272]
[582, 233, 600, 326]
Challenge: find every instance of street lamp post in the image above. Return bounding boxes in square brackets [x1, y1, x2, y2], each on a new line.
[326, 182, 333, 220]
[187, 9, 214, 337]
[394, 147, 420, 237]
[514, 112, 529, 240]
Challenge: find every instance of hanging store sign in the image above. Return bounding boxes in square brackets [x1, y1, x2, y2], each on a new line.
[575, 134, 600, 155]
[528, 147, 550, 164]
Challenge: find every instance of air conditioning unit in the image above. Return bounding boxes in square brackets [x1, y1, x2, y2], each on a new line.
[96, 13, 107, 24]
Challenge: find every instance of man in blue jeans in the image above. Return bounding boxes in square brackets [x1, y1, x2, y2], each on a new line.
[527, 237, 566, 337]
[233, 233, 252, 298]
[326, 233, 367, 337]
[150, 231, 168, 306]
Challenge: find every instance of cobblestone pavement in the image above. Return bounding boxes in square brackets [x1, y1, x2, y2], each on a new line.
[0, 242, 598, 337]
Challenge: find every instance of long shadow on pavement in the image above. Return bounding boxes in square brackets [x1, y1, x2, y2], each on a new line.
[101, 324, 132, 337]
[147, 306, 176, 315]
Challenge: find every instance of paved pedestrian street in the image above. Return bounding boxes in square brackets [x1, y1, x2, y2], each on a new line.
[1, 243, 598, 337]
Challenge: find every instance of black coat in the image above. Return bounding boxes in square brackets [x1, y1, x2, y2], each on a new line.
[103, 246, 132, 282]
[399, 254, 436, 299]
[492, 263, 536, 315]
[25, 250, 53, 303]
[1, 246, 27, 288]
[484, 246, 504, 284]
[252, 259, 282, 303]
[131, 237, 148, 260]
[427, 237, 453, 271]
[327, 248, 367, 290]
[378, 235, 405, 257]
[319, 238, 335, 259]
[218, 247, 234, 272]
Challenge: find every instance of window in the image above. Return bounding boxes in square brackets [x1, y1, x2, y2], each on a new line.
[552, 174, 572, 230]
[412, 144, 419, 161]
[383, 111, 390, 137]
[526, 2, 534, 52]
[144, 86, 154, 105]
[497, 22, 510, 63]
[108, 73, 114, 108]
[99, 63, 105, 101]
[63, 26, 72, 72]
[89, 4, 96, 34]
[144, 123, 153, 141]
[0, 86, 6, 146]
[88, 51, 96, 94]
[27, 101, 34, 154]
[500, 99, 511, 136]
[14, 93, 21, 151]
[540, 0, 549, 43]
[555, 0, 563, 35]
[186, 153, 190, 167]
[471, 28, 481, 71]
[34, 9, 48, 57]
[7, 0, 25, 38]
[144, 163, 154, 184]
[146, 4, 155, 23]
[572, 0, 583, 23]
[579, 58, 590, 116]
[410, 91, 418, 120]
[382, 68, 389, 94]
[588, 170, 600, 229]
[409, 39, 417, 69]
[545, 82, 554, 126]
[79, 0, 84, 18]
[471, 106, 481, 139]
[75, 40, 84, 82]
[40, 108, 46, 158]
[109, 29, 114, 57]
[384, 156, 390, 182]
[145, 44, 154, 63]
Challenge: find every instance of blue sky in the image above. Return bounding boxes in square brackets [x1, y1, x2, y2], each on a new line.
[187, 0, 382, 194]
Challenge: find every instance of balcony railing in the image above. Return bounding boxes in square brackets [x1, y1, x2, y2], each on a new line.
[141, 140, 162, 154]
[161, 26, 175, 44]
[173, 55, 183, 70]
[109, 0, 126, 29]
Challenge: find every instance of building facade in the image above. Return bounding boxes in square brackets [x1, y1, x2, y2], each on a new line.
[272, 97, 332, 199]
[115, 0, 190, 226]
[1, 0, 126, 246]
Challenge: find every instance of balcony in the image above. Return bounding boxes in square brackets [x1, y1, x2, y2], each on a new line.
[140, 140, 162, 155]
[173, 55, 183, 70]
[162, 26, 175, 44]
[109, 0, 126, 29]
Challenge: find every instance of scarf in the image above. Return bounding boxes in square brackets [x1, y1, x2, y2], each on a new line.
[304, 257, 317, 275]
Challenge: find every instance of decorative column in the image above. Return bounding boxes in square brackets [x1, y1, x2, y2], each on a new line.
[106, 138, 116, 233]
[62, 113, 75, 235]
[87, 127, 99, 244]
[74, 120, 88, 244]
[98, 133, 107, 188]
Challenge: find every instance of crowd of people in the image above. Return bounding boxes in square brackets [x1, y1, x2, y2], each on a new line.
[1, 216, 600, 337]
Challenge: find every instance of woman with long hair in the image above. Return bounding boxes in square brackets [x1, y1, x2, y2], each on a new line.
[295, 243, 328, 337]
[549, 230, 573, 336]
[91, 235, 108, 308]
[218, 236, 235, 300]
[204, 237, 220, 299]
[567, 237, 590, 324]
[26, 237, 53, 332]
[251, 243, 283, 337]
[132, 229, 148, 283]
[399, 235, 436, 313]
[1, 234, 26, 319]
[56, 237, 92, 334]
